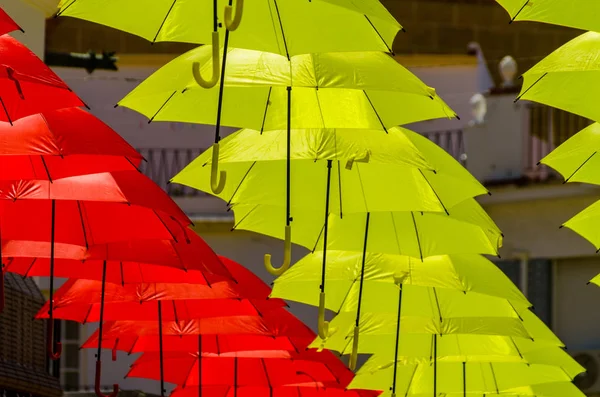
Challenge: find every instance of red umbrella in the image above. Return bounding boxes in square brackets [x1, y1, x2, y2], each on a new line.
[34, 256, 278, 396]
[127, 351, 344, 389]
[170, 386, 379, 397]
[0, 8, 22, 35]
[0, 171, 188, 223]
[0, 171, 194, 357]
[3, 237, 230, 279]
[34, 278, 285, 322]
[82, 309, 316, 397]
[0, 35, 86, 123]
[83, 332, 312, 357]
[0, 107, 142, 180]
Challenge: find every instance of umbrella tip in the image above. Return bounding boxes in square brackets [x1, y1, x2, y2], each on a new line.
[114, 104, 119, 108]
[587, 281, 591, 285]
[559, 225, 564, 229]
[401, 28, 406, 33]
[536, 161, 541, 166]
[455, 114, 461, 120]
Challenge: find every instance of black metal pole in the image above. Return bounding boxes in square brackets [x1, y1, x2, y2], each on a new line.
[391, 286, 403, 395]
[158, 301, 165, 397]
[320, 160, 333, 294]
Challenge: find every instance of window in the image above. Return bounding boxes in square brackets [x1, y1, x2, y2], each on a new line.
[494, 258, 553, 326]
[61, 321, 80, 391]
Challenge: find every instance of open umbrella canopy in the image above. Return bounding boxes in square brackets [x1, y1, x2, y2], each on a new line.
[0, 34, 85, 123]
[0, 8, 22, 35]
[231, 199, 501, 257]
[0, 199, 188, 246]
[127, 350, 347, 388]
[3, 233, 228, 275]
[348, 357, 578, 395]
[539, 122, 600, 185]
[311, 302, 562, 355]
[312, 332, 576, 367]
[118, 47, 456, 130]
[0, 107, 142, 180]
[172, 126, 485, 210]
[176, 160, 487, 215]
[170, 385, 379, 397]
[5, 254, 244, 286]
[0, 171, 189, 223]
[35, 278, 285, 323]
[81, 308, 316, 341]
[56, 0, 401, 54]
[495, 0, 600, 32]
[271, 252, 529, 310]
[83, 331, 313, 356]
[303, 284, 531, 337]
[560, 199, 600, 251]
[175, 126, 461, 172]
[518, 32, 600, 121]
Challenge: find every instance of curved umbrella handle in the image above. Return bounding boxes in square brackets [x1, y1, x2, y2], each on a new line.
[47, 319, 62, 360]
[209, 142, 226, 194]
[192, 32, 220, 89]
[264, 225, 292, 276]
[224, 0, 244, 31]
[95, 360, 119, 397]
[349, 325, 360, 371]
[317, 292, 330, 339]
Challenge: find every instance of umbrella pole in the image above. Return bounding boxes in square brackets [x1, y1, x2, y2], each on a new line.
[198, 335, 202, 397]
[234, 356, 238, 397]
[350, 212, 370, 370]
[433, 335, 437, 397]
[158, 300, 165, 397]
[0, 232, 4, 312]
[95, 260, 119, 397]
[463, 361, 466, 397]
[265, 86, 293, 275]
[47, 199, 62, 360]
[391, 285, 403, 397]
[317, 159, 333, 339]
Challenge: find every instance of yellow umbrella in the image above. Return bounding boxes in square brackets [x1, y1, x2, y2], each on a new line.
[495, 0, 600, 32]
[561, 200, 600, 251]
[349, 356, 580, 397]
[57, 0, 401, 54]
[540, 123, 600, 185]
[517, 32, 600, 121]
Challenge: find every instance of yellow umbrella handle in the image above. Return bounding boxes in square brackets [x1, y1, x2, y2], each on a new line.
[209, 142, 226, 194]
[265, 225, 292, 276]
[349, 325, 360, 370]
[192, 32, 220, 89]
[318, 291, 330, 339]
[224, 0, 244, 31]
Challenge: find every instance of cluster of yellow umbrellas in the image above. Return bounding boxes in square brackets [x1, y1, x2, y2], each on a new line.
[494, 3, 600, 282]
[56, 0, 585, 397]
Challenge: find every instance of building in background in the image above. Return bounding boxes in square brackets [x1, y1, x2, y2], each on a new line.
[6, 0, 600, 395]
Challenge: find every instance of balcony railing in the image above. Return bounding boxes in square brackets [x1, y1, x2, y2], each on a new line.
[422, 129, 466, 166]
[524, 104, 591, 181]
[136, 148, 208, 197]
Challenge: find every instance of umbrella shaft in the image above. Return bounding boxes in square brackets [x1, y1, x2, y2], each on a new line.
[320, 160, 333, 291]
[285, 86, 291, 226]
[96, 260, 108, 359]
[355, 212, 371, 325]
[158, 301, 165, 397]
[391, 287, 403, 393]
[214, 31, 231, 144]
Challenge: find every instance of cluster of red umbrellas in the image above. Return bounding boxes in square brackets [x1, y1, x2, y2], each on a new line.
[0, 8, 379, 397]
